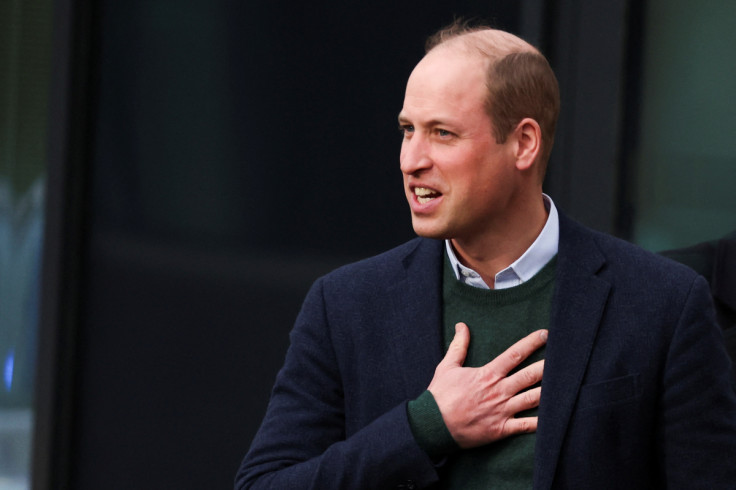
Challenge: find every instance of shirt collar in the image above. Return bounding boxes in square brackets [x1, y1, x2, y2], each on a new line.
[445, 194, 559, 290]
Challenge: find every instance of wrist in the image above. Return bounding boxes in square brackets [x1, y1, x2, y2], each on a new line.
[407, 390, 460, 459]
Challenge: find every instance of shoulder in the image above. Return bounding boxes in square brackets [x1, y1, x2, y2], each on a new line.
[659, 230, 736, 278]
[660, 240, 717, 277]
[318, 237, 443, 292]
[557, 215, 719, 353]
[297, 237, 443, 335]
[558, 213, 700, 288]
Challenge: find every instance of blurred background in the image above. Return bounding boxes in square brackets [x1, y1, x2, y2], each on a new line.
[1, 0, 734, 488]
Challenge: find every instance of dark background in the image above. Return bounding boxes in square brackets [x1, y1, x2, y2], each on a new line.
[37, 1, 639, 488]
[80, 3, 521, 489]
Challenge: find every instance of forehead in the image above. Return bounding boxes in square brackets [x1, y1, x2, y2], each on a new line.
[401, 47, 488, 121]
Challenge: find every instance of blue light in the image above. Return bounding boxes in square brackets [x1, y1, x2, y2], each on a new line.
[4, 349, 14, 392]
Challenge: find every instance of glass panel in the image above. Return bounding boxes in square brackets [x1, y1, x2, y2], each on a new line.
[0, 0, 53, 488]
[632, 0, 736, 251]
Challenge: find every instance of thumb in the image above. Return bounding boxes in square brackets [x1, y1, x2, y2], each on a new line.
[442, 322, 470, 368]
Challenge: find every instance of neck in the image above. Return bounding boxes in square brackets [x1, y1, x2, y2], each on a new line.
[450, 193, 548, 288]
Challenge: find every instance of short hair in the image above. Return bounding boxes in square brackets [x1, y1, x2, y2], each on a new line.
[426, 21, 560, 169]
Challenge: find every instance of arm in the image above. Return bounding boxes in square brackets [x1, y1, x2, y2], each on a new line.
[237, 282, 548, 488]
[235, 278, 439, 490]
[659, 275, 736, 486]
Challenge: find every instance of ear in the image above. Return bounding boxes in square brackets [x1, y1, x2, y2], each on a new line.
[512, 118, 542, 172]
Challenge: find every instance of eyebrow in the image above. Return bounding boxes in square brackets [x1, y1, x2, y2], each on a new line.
[398, 113, 453, 128]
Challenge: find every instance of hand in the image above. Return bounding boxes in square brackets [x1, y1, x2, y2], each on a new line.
[427, 323, 547, 448]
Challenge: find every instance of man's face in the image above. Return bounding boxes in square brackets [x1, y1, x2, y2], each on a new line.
[398, 48, 519, 243]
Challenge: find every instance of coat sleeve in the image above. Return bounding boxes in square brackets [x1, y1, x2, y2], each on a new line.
[235, 277, 440, 489]
[658, 274, 736, 487]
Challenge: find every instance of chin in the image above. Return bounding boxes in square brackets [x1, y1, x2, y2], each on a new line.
[411, 221, 450, 240]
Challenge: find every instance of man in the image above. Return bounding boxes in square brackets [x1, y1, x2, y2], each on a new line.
[236, 23, 736, 489]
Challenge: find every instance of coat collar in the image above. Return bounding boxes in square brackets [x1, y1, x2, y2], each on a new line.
[533, 214, 611, 489]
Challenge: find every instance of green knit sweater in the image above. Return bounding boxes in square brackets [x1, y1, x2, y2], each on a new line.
[408, 255, 557, 489]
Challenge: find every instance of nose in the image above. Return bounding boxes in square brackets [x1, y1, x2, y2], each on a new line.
[400, 134, 432, 175]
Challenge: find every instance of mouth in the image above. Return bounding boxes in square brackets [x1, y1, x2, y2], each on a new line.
[413, 186, 441, 204]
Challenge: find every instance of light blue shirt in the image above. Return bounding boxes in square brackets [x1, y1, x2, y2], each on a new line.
[445, 194, 559, 290]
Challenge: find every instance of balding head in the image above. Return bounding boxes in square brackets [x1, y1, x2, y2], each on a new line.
[424, 22, 560, 174]
[427, 25, 539, 60]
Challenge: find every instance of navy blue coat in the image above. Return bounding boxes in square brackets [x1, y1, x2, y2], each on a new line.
[236, 214, 736, 489]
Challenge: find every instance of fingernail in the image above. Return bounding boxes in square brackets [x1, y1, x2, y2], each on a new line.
[540, 330, 548, 341]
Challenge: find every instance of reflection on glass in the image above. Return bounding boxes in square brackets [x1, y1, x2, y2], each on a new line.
[633, 0, 736, 250]
[0, 179, 43, 490]
[0, 0, 53, 488]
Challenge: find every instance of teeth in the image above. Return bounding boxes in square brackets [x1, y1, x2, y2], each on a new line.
[414, 187, 439, 204]
[414, 187, 436, 197]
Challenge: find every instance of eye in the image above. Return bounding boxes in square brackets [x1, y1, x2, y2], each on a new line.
[398, 124, 414, 137]
[436, 128, 454, 138]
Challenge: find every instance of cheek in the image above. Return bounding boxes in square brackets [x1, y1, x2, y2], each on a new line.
[447, 154, 485, 184]
[458, 161, 502, 199]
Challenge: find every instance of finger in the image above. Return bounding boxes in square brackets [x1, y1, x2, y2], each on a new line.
[505, 359, 544, 394]
[440, 322, 470, 368]
[500, 415, 538, 437]
[505, 386, 542, 415]
[485, 329, 548, 376]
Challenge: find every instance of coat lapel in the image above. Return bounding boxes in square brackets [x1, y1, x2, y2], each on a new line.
[385, 238, 445, 397]
[533, 215, 612, 489]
